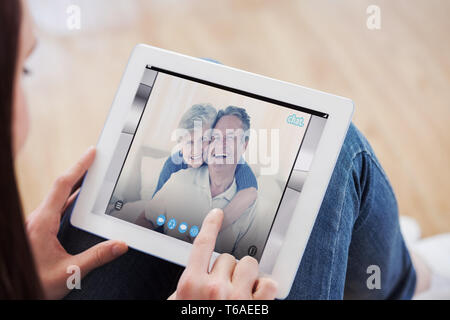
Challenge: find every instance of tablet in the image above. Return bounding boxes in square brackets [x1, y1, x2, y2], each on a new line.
[70, 44, 353, 299]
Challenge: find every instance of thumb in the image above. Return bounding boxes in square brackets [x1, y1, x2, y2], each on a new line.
[73, 240, 128, 276]
[167, 291, 177, 300]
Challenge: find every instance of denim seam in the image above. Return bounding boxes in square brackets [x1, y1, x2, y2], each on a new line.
[326, 149, 374, 299]
[326, 152, 355, 299]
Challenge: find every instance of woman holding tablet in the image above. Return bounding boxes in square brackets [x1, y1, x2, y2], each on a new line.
[1, 0, 427, 300]
[0, 0, 276, 299]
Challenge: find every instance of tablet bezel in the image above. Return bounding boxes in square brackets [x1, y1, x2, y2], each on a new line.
[70, 44, 354, 299]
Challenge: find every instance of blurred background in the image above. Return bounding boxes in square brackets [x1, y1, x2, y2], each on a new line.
[17, 0, 449, 237]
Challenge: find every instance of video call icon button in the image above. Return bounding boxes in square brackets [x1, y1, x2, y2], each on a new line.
[178, 222, 188, 234]
[167, 218, 177, 230]
[156, 215, 166, 226]
[189, 225, 199, 237]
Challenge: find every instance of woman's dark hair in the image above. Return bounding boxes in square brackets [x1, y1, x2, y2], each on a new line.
[0, 0, 43, 299]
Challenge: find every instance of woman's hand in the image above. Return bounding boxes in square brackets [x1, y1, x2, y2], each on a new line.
[170, 209, 278, 300]
[26, 146, 128, 299]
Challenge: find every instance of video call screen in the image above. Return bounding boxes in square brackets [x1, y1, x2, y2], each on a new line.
[101, 66, 328, 261]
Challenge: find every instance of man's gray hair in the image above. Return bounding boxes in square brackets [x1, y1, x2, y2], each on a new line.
[178, 104, 217, 130]
[214, 105, 251, 133]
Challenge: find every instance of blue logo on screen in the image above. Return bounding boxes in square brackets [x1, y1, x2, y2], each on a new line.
[189, 225, 199, 237]
[286, 114, 305, 127]
[178, 222, 188, 234]
[167, 218, 177, 230]
[156, 215, 166, 226]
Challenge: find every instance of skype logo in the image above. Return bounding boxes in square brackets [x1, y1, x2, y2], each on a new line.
[286, 114, 305, 127]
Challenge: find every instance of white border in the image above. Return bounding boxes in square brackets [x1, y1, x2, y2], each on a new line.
[70, 44, 354, 299]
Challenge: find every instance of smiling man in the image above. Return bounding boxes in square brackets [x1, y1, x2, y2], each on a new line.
[142, 106, 256, 256]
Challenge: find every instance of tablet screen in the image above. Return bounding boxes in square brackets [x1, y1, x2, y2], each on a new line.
[93, 66, 328, 264]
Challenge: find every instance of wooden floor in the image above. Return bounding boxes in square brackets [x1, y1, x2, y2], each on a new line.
[17, 0, 449, 236]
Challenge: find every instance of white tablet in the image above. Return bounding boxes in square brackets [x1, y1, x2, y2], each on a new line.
[71, 44, 353, 299]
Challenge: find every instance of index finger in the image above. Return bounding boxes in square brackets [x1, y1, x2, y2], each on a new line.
[43, 146, 96, 213]
[186, 208, 224, 274]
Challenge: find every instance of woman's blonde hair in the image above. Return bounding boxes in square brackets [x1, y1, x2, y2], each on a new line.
[178, 104, 217, 131]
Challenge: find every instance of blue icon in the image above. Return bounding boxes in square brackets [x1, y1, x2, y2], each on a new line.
[189, 225, 199, 237]
[167, 218, 177, 230]
[156, 215, 166, 226]
[178, 222, 188, 234]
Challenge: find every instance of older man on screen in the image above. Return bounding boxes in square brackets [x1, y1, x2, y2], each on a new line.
[139, 106, 256, 255]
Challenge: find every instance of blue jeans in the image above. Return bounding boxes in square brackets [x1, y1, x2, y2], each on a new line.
[58, 123, 416, 299]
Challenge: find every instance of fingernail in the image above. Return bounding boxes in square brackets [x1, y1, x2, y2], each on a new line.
[211, 208, 223, 217]
[112, 242, 127, 256]
[82, 146, 95, 157]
